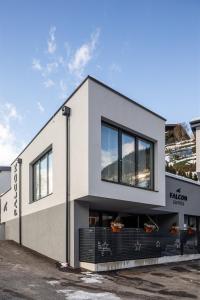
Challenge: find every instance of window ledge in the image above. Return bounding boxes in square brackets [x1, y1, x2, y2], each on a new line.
[101, 179, 159, 192]
[30, 192, 53, 204]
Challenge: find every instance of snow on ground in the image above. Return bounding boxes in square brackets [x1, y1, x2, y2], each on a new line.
[56, 289, 121, 300]
[47, 280, 60, 286]
[80, 271, 104, 284]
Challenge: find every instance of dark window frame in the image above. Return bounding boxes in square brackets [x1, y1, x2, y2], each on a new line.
[32, 149, 53, 202]
[101, 121, 155, 191]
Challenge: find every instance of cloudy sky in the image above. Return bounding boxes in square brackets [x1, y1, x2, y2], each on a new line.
[0, 0, 199, 165]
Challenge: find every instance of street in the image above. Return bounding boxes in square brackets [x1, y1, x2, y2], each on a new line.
[0, 241, 199, 300]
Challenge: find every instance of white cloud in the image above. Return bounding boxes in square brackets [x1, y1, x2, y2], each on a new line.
[46, 62, 59, 74]
[47, 26, 56, 54]
[110, 63, 121, 73]
[43, 79, 55, 88]
[37, 101, 45, 113]
[32, 59, 42, 71]
[0, 103, 23, 165]
[68, 28, 100, 79]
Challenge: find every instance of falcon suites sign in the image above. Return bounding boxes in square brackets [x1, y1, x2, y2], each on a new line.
[170, 188, 188, 206]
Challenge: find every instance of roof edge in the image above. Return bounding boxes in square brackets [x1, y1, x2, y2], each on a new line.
[10, 75, 166, 165]
[88, 76, 166, 121]
[10, 75, 90, 165]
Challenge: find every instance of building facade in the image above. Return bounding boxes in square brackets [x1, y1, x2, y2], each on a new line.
[1, 76, 200, 271]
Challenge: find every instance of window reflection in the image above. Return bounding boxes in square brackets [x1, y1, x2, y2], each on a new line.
[122, 133, 135, 185]
[33, 149, 53, 201]
[101, 122, 154, 190]
[101, 124, 118, 182]
[137, 139, 153, 189]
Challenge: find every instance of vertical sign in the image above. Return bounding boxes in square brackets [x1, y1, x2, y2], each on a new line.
[13, 162, 18, 216]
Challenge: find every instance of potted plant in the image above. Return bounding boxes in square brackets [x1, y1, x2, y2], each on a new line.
[111, 217, 124, 233]
[144, 223, 156, 233]
[187, 225, 196, 235]
[170, 223, 179, 235]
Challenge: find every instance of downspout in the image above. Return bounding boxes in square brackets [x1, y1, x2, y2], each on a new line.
[62, 106, 71, 264]
[17, 158, 22, 245]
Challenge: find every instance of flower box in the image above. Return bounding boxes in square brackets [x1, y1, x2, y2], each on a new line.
[111, 222, 124, 233]
[144, 223, 156, 233]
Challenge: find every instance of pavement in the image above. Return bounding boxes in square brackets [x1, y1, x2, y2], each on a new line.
[0, 240, 200, 299]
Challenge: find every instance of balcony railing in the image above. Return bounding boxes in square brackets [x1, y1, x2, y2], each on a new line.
[79, 227, 200, 264]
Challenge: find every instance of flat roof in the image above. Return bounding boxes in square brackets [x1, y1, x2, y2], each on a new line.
[166, 172, 200, 186]
[11, 75, 166, 165]
[190, 118, 200, 134]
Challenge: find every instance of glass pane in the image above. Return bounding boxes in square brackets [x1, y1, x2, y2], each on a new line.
[101, 124, 118, 182]
[137, 139, 153, 189]
[33, 162, 40, 201]
[122, 133, 135, 185]
[40, 155, 48, 198]
[48, 151, 53, 194]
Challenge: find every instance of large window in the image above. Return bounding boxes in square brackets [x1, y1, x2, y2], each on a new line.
[33, 149, 52, 202]
[101, 122, 154, 190]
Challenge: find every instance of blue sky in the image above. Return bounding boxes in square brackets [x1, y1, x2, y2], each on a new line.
[0, 0, 199, 164]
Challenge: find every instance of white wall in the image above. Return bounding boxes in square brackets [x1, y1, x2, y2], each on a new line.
[88, 79, 166, 207]
[1, 79, 89, 222]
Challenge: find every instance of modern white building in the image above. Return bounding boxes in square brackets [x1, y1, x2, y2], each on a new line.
[1, 76, 199, 271]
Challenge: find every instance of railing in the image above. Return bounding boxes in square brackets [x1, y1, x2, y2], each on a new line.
[79, 227, 200, 264]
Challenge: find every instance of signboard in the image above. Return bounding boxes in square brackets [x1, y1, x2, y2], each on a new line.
[170, 188, 188, 206]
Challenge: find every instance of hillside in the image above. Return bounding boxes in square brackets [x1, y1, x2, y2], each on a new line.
[165, 123, 198, 181]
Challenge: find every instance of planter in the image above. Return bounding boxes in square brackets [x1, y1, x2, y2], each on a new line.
[170, 226, 179, 235]
[144, 224, 156, 233]
[111, 222, 124, 233]
[111, 226, 122, 233]
[144, 226, 153, 233]
[187, 228, 196, 235]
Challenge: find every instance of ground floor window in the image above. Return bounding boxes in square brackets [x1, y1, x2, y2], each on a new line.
[184, 215, 199, 231]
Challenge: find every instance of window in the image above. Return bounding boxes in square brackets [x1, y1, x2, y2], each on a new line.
[101, 122, 154, 190]
[101, 124, 118, 182]
[137, 139, 153, 189]
[32, 149, 52, 201]
[122, 133, 135, 185]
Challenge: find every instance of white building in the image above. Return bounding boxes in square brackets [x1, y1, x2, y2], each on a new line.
[1, 76, 188, 271]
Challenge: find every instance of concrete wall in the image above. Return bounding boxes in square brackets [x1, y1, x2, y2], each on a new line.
[22, 203, 66, 261]
[5, 218, 19, 242]
[88, 78, 166, 207]
[0, 224, 5, 240]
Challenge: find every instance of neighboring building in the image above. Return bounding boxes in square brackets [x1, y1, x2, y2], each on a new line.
[0, 166, 11, 195]
[190, 119, 200, 180]
[0, 76, 200, 271]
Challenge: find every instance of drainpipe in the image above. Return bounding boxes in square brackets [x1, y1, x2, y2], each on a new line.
[62, 106, 71, 264]
[17, 158, 22, 245]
